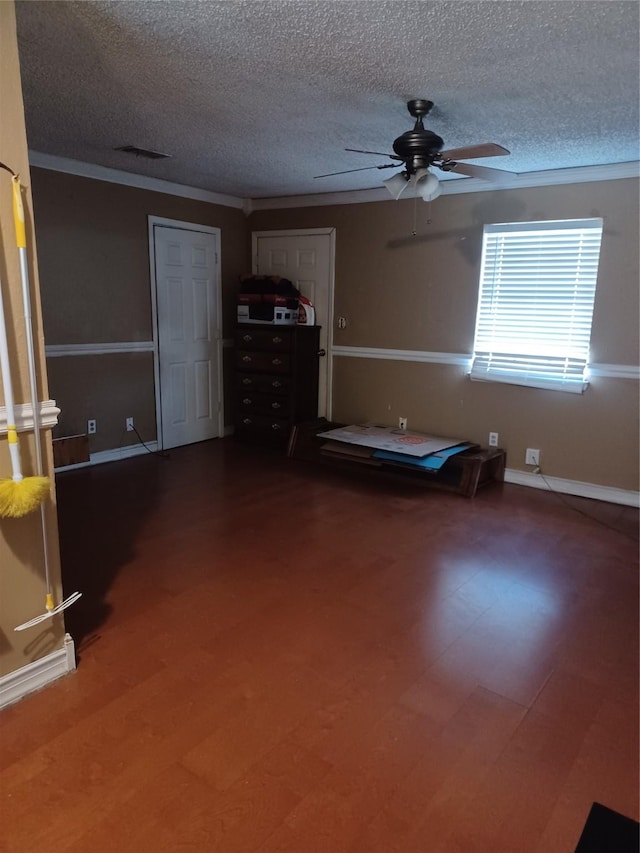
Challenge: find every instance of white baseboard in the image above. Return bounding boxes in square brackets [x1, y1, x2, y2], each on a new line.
[505, 468, 639, 507]
[0, 633, 76, 711]
[90, 442, 159, 466]
[54, 441, 159, 472]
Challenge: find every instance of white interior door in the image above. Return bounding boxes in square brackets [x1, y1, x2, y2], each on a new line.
[153, 222, 222, 449]
[253, 229, 334, 418]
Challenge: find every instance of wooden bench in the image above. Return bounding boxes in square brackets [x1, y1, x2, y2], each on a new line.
[287, 419, 506, 498]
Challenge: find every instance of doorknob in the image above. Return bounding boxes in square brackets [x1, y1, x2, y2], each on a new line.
[317, 349, 326, 357]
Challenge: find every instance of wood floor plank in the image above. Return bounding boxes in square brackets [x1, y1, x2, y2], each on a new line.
[347, 686, 527, 853]
[2, 439, 637, 853]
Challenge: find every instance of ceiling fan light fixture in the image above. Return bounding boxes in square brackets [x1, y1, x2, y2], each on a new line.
[383, 171, 410, 199]
[415, 169, 441, 202]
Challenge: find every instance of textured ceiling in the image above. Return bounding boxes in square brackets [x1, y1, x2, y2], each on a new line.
[15, 0, 640, 199]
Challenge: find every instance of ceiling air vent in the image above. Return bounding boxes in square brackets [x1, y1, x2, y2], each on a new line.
[114, 145, 172, 160]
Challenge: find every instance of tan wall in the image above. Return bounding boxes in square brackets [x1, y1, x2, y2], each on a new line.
[47, 353, 156, 453]
[249, 178, 639, 491]
[31, 168, 250, 447]
[0, 2, 66, 677]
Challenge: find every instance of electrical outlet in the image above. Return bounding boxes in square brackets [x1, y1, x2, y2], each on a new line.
[398, 417, 407, 431]
[489, 431, 499, 447]
[87, 419, 96, 435]
[126, 417, 135, 432]
[525, 448, 540, 466]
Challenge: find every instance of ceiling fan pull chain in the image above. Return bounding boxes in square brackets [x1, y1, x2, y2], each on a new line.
[412, 193, 418, 236]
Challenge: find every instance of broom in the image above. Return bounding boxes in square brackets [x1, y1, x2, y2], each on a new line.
[7, 173, 81, 629]
[0, 264, 49, 517]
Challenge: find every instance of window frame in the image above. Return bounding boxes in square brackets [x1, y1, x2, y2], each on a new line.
[470, 218, 604, 393]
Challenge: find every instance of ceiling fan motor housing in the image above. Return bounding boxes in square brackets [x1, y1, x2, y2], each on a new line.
[392, 129, 444, 173]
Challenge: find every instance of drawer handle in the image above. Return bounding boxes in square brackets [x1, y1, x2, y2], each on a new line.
[272, 380, 282, 388]
[272, 336, 283, 344]
[271, 423, 282, 430]
[242, 398, 252, 405]
[272, 358, 282, 365]
[242, 355, 252, 363]
[242, 417, 252, 425]
[242, 377, 252, 385]
[271, 402, 281, 410]
[242, 334, 253, 342]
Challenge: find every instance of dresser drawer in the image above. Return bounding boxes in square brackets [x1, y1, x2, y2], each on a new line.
[236, 392, 291, 416]
[236, 350, 290, 374]
[233, 324, 320, 447]
[235, 413, 291, 436]
[236, 373, 291, 395]
[235, 329, 292, 352]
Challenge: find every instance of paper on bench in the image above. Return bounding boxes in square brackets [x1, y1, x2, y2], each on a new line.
[373, 443, 474, 470]
[316, 424, 463, 458]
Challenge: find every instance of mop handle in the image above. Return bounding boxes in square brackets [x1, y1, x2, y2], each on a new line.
[12, 177, 43, 473]
[0, 272, 23, 481]
[11, 175, 51, 603]
[11, 177, 26, 248]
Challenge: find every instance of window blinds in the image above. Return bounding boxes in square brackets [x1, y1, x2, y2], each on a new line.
[470, 219, 603, 393]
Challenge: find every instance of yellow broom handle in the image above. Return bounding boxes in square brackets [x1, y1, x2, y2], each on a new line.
[0, 272, 23, 482]
[12, 176, 26, 249]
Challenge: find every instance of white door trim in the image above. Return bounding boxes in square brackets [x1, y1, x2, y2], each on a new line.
[251, 228, 335, 421]
[148, 216, 223, 448]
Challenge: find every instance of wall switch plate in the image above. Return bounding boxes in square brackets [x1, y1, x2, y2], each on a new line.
[126, 417, 134, 432]
[398, 417, 407, 431]
[87, 419, 96, 435]
[525, 448, 540, 466]
[489, 432, 499, 447]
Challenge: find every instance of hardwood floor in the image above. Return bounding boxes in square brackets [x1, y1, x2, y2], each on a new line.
[1, 438, 638, 852]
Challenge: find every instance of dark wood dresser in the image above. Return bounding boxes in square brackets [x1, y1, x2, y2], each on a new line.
[234, 324, 321, 445]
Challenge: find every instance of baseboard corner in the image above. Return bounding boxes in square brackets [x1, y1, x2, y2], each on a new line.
[0, 632, 77, 711]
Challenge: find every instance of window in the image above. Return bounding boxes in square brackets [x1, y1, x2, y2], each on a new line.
[470, 218, 603, 393]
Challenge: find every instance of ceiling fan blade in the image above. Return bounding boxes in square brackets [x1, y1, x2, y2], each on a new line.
[441, 162, 514, 184]
[314, 163, 400, 178]
[439, 143, 510, 160]
[345, 148, 403, 160]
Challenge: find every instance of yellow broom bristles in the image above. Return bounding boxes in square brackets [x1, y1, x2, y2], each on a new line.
[0, 476, 50, 518]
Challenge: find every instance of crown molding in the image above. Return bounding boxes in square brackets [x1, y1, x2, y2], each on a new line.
[28, 152, 245, 210]
[28, 153, 638, 213]
[249, 161, 640, 210]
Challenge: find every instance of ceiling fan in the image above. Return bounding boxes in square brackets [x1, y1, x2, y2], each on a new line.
[315, 99, 513, 200]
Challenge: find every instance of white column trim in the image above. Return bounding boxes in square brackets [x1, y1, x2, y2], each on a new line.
[0, 634, 76, 710]
[0, 399, 60, 434]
